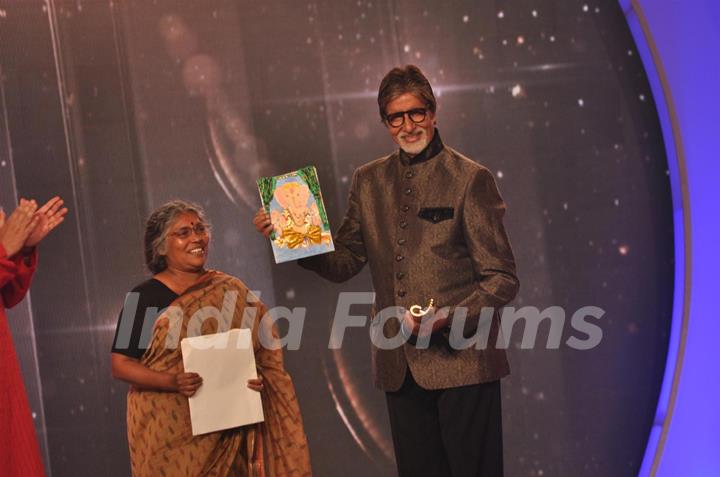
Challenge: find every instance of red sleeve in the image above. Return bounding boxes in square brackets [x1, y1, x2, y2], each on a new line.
[0, 244, 38, 308]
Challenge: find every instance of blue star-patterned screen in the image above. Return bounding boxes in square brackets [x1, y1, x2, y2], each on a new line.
[0, 1, 672, 476]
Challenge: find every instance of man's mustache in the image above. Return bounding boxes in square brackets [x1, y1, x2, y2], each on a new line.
[399, 129, 425, 140]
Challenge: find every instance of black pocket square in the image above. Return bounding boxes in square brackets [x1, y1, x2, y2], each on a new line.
[418, 207, 454, 223]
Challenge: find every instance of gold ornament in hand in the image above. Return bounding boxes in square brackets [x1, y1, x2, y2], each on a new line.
[410, 298, 435, 318]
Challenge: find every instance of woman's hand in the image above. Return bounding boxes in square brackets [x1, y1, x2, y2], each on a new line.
[247, 376, 264, 392]
[174, 372, 203, 397]
[252, 208, 273, 238]
[0, 199, 39, 257]
[24, 196, 68, 248]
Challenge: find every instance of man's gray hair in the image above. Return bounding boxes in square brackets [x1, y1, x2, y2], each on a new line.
[144, 200, 209, 274]
[377, 64, 437, 121]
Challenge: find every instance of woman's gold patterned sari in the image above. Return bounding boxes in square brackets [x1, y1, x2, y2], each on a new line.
[126, 271, 312, 476]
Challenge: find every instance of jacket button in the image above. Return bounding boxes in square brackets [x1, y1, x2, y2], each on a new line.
[405, 171, 414, 179]
[397, 238, 407, 245]
[395, 255, 404, 262]
[398, 290, 407, 297]
[401, 205, 410, 212]
[396, 272, 405, 280]
[404, 188, 412, 195]
[399, 221, 408, 229]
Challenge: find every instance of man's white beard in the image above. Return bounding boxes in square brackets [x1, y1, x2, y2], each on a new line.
[398, 129, 429, 155]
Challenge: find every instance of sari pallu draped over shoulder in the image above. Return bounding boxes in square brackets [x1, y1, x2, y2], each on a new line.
[126, 271, 312, 477]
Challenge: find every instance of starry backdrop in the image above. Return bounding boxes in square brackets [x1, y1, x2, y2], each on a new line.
[0, 0, 673, 476]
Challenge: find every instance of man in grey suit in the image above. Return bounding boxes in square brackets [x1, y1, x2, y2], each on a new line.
[254, 65, 519, 477]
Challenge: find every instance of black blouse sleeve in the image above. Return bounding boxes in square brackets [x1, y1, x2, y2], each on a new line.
[111, 279, 178, 360]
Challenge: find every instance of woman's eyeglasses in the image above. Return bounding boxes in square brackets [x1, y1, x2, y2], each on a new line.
[168, 223, 210, 240]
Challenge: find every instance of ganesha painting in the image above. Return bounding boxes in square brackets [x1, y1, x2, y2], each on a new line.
[271, 181, 331, 249]
[258, 166, 334, 263]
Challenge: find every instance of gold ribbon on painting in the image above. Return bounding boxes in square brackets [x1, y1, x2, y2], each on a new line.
[282, 224, 323, 249]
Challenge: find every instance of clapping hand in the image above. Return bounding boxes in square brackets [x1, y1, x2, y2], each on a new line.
[24, 196, 68, 248]
[0, 199, 39, 257]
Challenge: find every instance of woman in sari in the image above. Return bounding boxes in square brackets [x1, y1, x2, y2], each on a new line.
[111, 200, 311, 476]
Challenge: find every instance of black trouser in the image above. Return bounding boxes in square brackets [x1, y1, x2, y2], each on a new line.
[385, 371, 503, 477]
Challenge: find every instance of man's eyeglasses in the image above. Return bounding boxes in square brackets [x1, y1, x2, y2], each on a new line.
[384, 108, 428, 128]
[168, 223, 210, 240]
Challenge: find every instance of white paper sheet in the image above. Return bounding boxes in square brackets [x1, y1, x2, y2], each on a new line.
[180, 328, 264, 436]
